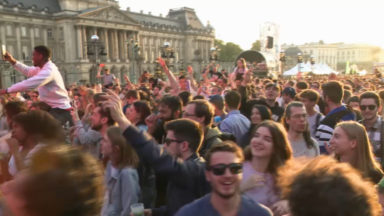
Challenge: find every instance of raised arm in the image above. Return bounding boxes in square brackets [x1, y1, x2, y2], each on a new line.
[158, 57, 180, 94]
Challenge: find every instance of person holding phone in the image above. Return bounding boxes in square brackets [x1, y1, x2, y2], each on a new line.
[1, 45, 72, 126]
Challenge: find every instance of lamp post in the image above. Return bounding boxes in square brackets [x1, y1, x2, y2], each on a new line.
[161, 41, 174, 68]
[128, 38, 140, 83]
[86, 34, 106, 84]
[209, 47, 219, 63]
[279, 50, 286, 76]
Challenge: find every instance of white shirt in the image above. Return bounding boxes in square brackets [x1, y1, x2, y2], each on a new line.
[8, 143, 45, 176]
[8, 61, 71, 109]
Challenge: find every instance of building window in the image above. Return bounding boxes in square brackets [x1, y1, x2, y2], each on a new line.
[22, 46, 29, 60]
[21, 26, 27, 37]
[35, 27, 40, 38]
[47, 28, 53, 39]
[6, 25, 13, 36]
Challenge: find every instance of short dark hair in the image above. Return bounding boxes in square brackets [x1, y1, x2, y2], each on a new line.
[165, 119, 203, 153]
[252, 104, 272, 121]
[322, 81, 343, 104]
[132, 101, 151, 123]
[209, 95, 224, 111]
[96, 104, 115, 126]
[224, 90, 241, 109]
[160, 95, 182, 114]
[265, 83, 281, 93]
[360, 91, 381, 107]
[188, 99, 215, 126]
[34, 45, 51, 61]
[299, 89, 319, 103]
[4, 101, 27, 119]
[178, 91, 192, 107]
[13, 110, 64, 143]
[126, 90, 140, 100]
[205, 141, 244, 166]
[279, 156, 381, 216]
[296, 81, 309, 90]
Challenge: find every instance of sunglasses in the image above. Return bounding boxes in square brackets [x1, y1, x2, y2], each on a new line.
[164, 138, 183, 146]
[206, 163, 243, 176]
[360, 105, 376, 111]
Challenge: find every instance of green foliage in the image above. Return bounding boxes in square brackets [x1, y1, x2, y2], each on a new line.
[251, 40, 261, 51]
[215, 39, 243, 62]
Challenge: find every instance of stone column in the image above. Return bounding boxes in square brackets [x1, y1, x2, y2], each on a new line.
[76, 26, 83, 60]
[42, 28, 48, 46]
[82, 26, 88, 59]
[122, 31, 128, 62]
[113, 30, 119, 62]
[15, 24, 22, 59]
[29, 25, 35, 51]
[0, 23, 6, 46]
[103, 29, 110, 62]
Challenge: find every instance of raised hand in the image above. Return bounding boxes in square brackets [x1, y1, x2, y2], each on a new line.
[157, 57, 167, 69]
[102, 89, 131, 130]
[187, 65, 193, 76]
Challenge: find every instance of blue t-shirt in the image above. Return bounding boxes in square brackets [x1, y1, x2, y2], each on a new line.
[175, 194, 272, 216]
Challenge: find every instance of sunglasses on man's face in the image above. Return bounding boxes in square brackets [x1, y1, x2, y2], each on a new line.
[206, 163, 243, 176]
[164, 138, 183, 146]
[360, 105, 376, 111]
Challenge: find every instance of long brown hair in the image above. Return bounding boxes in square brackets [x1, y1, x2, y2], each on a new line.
[335, 121, 383, 181]
[107, 126, 139, 169]
[244, 120, 293, 175]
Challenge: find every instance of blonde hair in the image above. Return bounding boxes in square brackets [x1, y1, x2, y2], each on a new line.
[335, 121, 383, 181]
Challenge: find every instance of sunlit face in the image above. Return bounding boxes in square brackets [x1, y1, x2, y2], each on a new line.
[330, 127, 355, 156]
[286, 106, 307, 133]
[265, 86, 279, 101]
[348, 101, 360, 111]
[158, 104, 173, 121]
[250, 126, 274, 158]
[32, 51, 43, 67]
[125, 106, 139, 123]
[101, 133, 113, 157]
[250, 108, 262, 125]
[179, 78, 188, 90]
[205, 152, 242, 199]
[90, 107, 104, 131]
[211, 87, 221, 95]
[183, 104, 203, 125]
[300, 97, 316, 112]
[237, 60, 243, 68]
[360, 98, 379, 121]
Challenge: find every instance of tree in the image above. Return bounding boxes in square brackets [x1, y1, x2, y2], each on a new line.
[251, 40, 261, 51]
[214, 39, 243, 62]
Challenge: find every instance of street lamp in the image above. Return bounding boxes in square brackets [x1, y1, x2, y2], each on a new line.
[209, 47, 219, 62]
[128, 38, 140, 82]
[161, 41, 174, 67]
[86, 34, 106, 84]
[279, 50, 286, 76]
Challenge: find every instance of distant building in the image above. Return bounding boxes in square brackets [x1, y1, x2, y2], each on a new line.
[282, 42, 383, 72]
[0, 0, 215, 87]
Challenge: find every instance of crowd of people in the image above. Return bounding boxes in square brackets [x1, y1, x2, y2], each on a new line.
[0, 46, 384, 216]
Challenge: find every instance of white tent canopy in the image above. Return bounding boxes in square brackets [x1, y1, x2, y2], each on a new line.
[283, 62, 337, 76]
